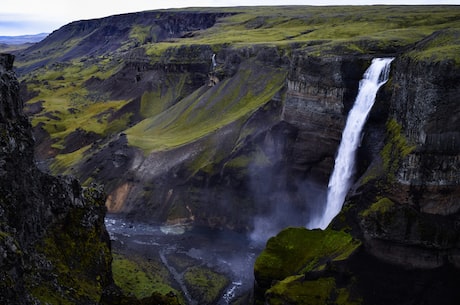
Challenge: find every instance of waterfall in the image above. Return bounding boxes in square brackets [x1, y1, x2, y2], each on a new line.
[212, 53, 217, 69]
[309, 58, 394, 230]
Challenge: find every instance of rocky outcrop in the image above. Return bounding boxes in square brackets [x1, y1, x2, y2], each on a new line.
[0, 53, 113, 304]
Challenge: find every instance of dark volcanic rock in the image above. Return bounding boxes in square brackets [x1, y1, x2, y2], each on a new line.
[254, 54, 460, 305]
[283, 54, 369, 184]
[0, 53, 112, 304]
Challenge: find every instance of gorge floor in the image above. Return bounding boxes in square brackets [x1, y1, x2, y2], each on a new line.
[105, 214, 262, 305]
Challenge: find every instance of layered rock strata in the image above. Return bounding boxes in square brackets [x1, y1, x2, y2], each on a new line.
[254, 55, 460, 304]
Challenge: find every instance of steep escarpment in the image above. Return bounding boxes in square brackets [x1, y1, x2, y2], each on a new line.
[254, 51, 460, 305]
[350, 56, 460, 268]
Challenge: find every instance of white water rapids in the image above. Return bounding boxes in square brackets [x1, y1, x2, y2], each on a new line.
[309, 57, 394, 230]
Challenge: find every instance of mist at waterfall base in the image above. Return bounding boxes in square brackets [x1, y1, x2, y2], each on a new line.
[246, 130, 328, 245]
[308, 57, 394, 230]
[249, 176, 327, 244]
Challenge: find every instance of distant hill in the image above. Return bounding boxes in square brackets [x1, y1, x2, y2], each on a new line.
[0, 33, 48, 45]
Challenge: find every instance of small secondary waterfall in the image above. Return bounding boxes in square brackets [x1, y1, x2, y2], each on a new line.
[309, 58, 394, 230]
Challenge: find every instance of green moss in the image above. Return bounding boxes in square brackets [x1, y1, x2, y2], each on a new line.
[31, 285, 74, 305]
[225, 146, 271, 169]
[22, 57, 126, 152]
[266, 276, 361, 305]
[112, 252, 181, 301]
[130, 25, 153, 44]
[183, 266, 229, 304]
[254, 228, 361, 282]
[267, 276, 335, 305]
[32, 207, 111, 304]
[381, 119, 416, 181]
[139, 73, 191, 119]
[360, 197, 395, 218]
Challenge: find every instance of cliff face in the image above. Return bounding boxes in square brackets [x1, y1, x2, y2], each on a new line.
[283, 54, 368, 184]
[352, 56, 460, 269]
[0, 54, 112, 304]
[391, 56, 460, 214]
[253, 54, 460, 304]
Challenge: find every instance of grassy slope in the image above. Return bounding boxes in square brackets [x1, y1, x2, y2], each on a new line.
[126, 61, 286, 153]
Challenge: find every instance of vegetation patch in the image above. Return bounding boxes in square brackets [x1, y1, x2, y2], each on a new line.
[266, 275, 361, 305]
[408, 28, 460, 65]
[112, 253, 181, 300]
[50, 144, 91, 174]
[183, 266, 229, 304]
[360, 197, 395, 218]
[32, 208, 111, 304]
[254, 227, 361, 283]
[126, 60, 286, 154]
[381, 119, 415, 181]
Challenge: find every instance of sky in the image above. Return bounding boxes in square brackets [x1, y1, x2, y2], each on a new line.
[1, 0, 459, 36]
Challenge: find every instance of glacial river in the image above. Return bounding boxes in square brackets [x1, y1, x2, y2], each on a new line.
[105, 214, 262, 304]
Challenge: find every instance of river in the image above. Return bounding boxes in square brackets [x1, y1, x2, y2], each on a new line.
[105, 214, 262, 304]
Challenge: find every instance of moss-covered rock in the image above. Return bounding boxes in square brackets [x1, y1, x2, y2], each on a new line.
[254, 227, 361, 303]
[265, 275, 361, 305]
[183, 266, 229, 305]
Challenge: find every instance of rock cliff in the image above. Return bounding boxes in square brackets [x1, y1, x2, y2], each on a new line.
[0, 53, 113, 304]
[254, 53, 460, 305]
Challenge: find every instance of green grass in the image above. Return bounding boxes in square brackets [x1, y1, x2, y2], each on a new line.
[126, 60, 287, 154]
[146, 6, 460, 58]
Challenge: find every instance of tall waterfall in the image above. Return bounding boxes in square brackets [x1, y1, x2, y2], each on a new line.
[309, 58, 394, 230]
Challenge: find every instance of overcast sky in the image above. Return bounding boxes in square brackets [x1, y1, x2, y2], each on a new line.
[1, 0, 459, 36]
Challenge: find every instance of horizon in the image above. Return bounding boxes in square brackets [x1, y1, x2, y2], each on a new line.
[2, 1, 460, 36]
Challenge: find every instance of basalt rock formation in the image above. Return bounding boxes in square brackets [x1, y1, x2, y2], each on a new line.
[254, 54, 460, 304]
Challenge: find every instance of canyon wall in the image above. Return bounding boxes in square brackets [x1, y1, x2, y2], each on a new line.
[254, 54, 460, 304]
[0, 53, 113, 304]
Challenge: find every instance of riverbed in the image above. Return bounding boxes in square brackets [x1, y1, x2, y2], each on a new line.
[105, 214, 262, 304]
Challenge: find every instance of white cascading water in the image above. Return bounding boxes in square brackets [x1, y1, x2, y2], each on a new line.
[309, 57, 394, 230]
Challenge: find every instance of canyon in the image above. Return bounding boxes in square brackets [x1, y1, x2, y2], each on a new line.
[1, 5, 459, 305]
